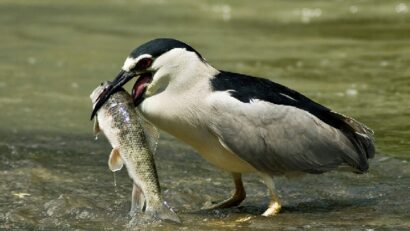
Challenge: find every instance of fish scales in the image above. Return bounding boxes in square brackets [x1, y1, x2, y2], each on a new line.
[91, 85, 178, 222]
[105, 93, 161, 196]
[90, 82, 180, 223]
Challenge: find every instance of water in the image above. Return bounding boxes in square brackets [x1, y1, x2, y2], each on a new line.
[0, 0, 409, 230]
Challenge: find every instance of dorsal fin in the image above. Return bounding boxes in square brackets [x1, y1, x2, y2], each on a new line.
[136, 110, 160, 155]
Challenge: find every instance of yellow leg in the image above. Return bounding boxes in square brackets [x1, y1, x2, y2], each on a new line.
[207, 173, 246, 209]
[261, 175, 281, 216]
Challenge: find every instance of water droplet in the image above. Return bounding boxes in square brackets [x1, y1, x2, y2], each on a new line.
[113, 172, 117, 187]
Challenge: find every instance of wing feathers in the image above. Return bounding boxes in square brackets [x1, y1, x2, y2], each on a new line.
[208, 74, 375, 175]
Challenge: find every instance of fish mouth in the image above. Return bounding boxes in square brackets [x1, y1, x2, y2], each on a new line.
[90, 81, 112, 105]
[90, 70, 139, 120]
[132, 72, 153, 106]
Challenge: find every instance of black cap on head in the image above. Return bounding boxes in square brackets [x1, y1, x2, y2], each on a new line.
[129, 38, 203, 60]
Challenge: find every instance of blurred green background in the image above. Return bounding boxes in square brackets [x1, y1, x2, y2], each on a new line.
[1, 0, 409, 158]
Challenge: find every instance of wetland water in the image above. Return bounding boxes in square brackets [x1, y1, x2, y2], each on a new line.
[1, 0, 409, 230]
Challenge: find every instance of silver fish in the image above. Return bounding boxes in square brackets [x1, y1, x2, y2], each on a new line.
[90, 82, 180, 223]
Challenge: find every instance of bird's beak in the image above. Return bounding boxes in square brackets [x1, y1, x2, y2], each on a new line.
[90, 70, 137, 120]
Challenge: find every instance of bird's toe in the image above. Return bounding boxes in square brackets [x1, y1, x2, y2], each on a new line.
[261, 201, 281, 216]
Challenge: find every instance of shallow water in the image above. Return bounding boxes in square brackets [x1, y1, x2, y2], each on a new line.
[1, 0, 409, 230]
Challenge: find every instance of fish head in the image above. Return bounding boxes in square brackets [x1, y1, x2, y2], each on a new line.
[90, 81, 112, 136]
[90, 81, 112, 106]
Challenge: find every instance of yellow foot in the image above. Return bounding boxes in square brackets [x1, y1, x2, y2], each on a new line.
[262, 201, 281, 216]
[260, 174, 282, 217]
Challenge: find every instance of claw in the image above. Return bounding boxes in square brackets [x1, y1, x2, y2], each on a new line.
[204, 173, 246, 210]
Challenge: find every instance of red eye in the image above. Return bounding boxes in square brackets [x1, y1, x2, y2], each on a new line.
[136, 57, 153, 70]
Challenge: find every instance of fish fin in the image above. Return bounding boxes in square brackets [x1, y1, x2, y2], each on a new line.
[145, 201, 181, 223]
[136, 111, 160, 155]
[93, 116, 101, 135]
[130, 183, 146, 215]
[108, 148, 123, 172]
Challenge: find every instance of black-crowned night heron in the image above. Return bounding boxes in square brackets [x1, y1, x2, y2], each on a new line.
[91, 38, 375, 216]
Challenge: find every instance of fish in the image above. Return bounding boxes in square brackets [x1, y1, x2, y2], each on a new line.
[90, 81, 180, 223]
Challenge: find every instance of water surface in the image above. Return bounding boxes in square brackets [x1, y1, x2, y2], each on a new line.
[1, 0, 409, 230]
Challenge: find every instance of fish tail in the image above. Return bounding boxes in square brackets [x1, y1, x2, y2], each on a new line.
[145, 201, 181, 223]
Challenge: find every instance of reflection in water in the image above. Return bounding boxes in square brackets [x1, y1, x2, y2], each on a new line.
[0, 0, 409, 230]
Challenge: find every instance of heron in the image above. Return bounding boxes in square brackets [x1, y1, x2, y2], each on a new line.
[91, 38, 375, 216]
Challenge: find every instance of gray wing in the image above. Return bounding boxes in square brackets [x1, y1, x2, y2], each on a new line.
[207, 92, 369, 175]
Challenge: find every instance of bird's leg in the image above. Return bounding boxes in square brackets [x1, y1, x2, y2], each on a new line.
[207, 173, 246, 209]
[261, 175, 281, 216]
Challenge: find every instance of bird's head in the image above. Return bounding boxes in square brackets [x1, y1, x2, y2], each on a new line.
[90, 38, 205, 119]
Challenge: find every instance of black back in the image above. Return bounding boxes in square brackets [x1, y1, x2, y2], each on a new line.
[212, 71, 334, 122]
[129, 38, 203, 60]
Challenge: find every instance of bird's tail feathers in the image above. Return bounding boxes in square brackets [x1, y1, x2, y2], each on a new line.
[331, 111, 376, 172]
